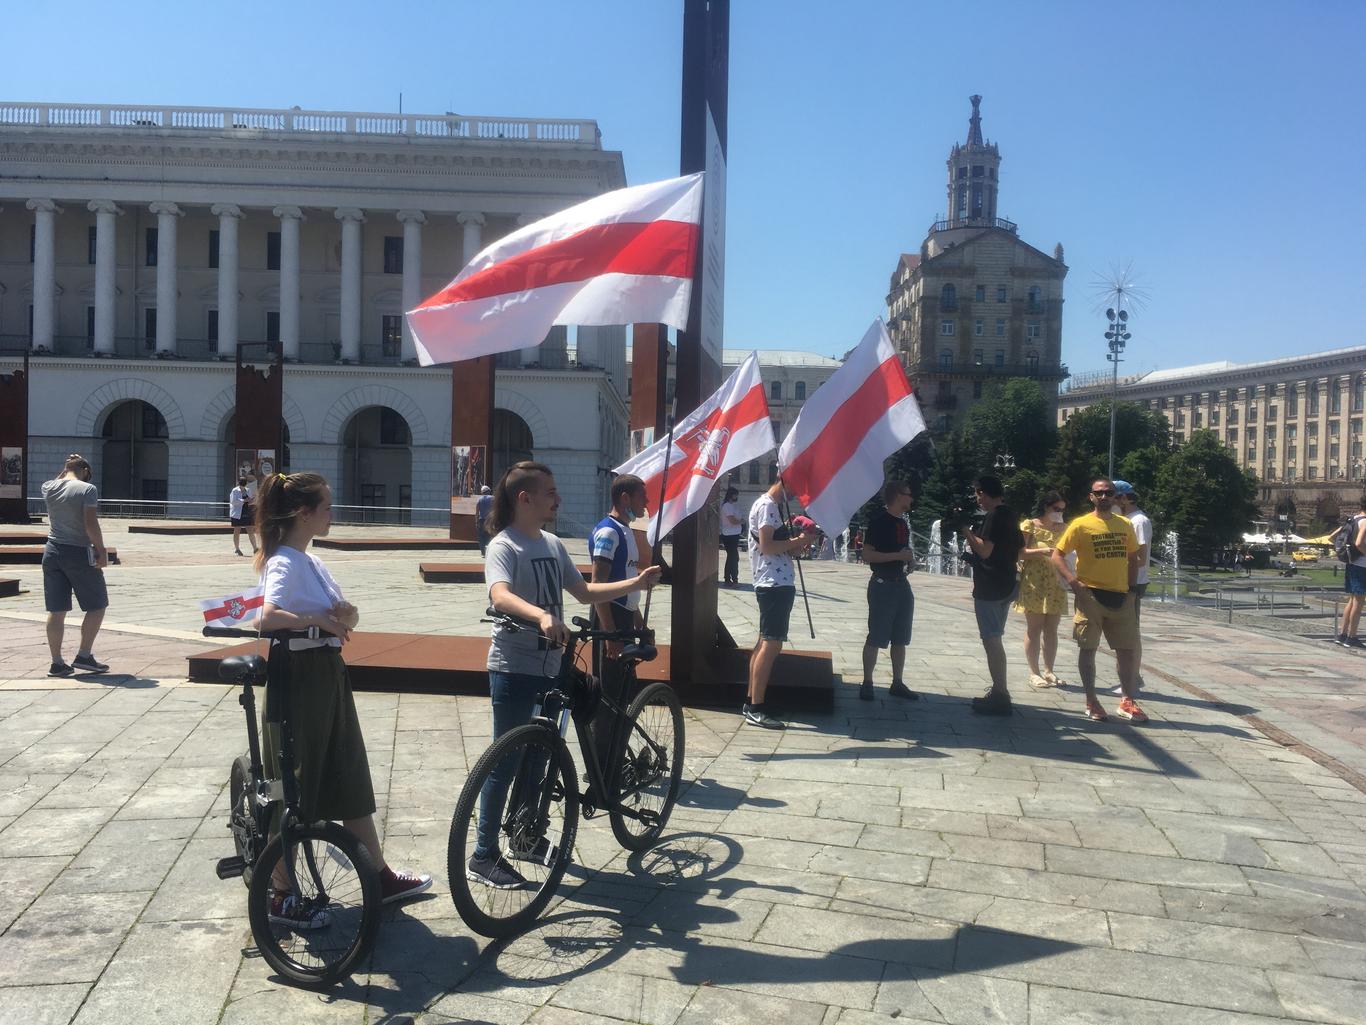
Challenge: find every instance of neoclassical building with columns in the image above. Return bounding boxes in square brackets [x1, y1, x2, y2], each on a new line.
[0, 100, 630, 531]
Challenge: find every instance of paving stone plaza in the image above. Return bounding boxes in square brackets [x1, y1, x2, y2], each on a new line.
[4, 523, 1366, 1024]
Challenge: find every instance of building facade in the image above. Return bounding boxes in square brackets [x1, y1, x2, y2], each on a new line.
[1058, 346, 1366, 521]
[886, 96, 1068, 435]
[0, 101, 630, 531]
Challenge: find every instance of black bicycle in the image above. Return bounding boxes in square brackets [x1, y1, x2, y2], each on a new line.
[447, 611, 685, 938]
[208, 625, 382, 986]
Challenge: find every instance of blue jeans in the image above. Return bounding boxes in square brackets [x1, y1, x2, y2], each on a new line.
[475, 671, 552, 860]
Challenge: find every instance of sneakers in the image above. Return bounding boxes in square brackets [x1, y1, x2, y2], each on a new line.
[508, 836, 558, 867]
[1116, 697, 1150, 724]
[268, 892, 331, 930]
[970, 690, 1013, 716]
[742, 704, 785, 729]
[1345, 637, 1366, 650]
[381, 867, 432, 904]
[72, 653, 109, 674]
[859, 680, 875, 701]
[466, 853, 528, 890]
[888, 681, 920, 701]
[48, 661, 75, 678]
[1029, 673, 1053, 690]
[1085, 699, 1109, 722]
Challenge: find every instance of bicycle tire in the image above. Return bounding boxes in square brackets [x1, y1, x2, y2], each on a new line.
[448, 723, 579, 939]
[228, 754, 254, 886]
[608, 681, 685, 851]
[246, 821, 381, 986]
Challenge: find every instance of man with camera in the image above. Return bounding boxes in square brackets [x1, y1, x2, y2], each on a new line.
[958, 475, 1023, 716]
[860, 480, 919, 702]
[1050, 478, 1147, 723]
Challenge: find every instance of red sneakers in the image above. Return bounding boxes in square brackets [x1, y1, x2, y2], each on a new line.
[1116, 697, 1149, 724]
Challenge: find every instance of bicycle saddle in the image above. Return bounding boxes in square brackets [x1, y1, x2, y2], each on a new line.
[218, 654, 268, 684]
[618, 642, 658, 665]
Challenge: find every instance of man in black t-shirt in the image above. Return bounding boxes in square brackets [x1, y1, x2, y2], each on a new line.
[959, 474, 1023, 716]
[860, 480, 919, 702]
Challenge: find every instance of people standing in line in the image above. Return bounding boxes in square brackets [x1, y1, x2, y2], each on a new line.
[1335, 496, 1366, 648]
[1014, 490, 1070, 691]
[959, 475, 1024, 716]
[859, 480, 919, 702]
[1113, 481, 1152, 690]
[252, 471, 431, 922]
[475, 484, 494, 556]
[477, 461, 659, 889]
[41, 454, 110, 677]
[229, 477, 257, 558]
[745, 480, 810, 729]
[1050, 478, 1147, 723]
[719, 486, 743, 587]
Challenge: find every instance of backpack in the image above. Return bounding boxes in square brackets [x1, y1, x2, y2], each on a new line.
[1335, 515, 1364, 564]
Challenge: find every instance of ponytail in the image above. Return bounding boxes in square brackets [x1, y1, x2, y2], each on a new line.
[487, 461, 552, 535]
[252, 471, 328, 575]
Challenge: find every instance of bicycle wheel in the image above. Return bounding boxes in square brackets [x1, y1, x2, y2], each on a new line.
[448, 723, 579, 939]
[246, 821, 381, 986]
[609, 681, 685, 851]
[228, 754, 254, 887]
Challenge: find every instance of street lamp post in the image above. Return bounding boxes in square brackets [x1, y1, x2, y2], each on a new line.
[1105, 308, 1131, 479]
[994, 452, 1016, 476]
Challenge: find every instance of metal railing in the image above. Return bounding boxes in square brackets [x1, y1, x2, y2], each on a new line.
[0, 102, 601, 148]
[929, 216, 1018, 234]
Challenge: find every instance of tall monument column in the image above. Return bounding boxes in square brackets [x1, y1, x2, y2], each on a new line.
[148, 202, 183, 356]
[88, 200, 122, 356]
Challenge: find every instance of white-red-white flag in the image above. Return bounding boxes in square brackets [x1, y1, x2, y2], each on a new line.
[406, 173, 704, 366]
[615, 352, 775, 545]
[199, 586, 265, 628]
[778, 320, 926, 536]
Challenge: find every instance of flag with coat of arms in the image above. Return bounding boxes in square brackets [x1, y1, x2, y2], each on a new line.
[199, 586, 265, 628]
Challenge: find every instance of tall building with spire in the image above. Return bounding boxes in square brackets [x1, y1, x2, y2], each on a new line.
[886, 96, 1069, 435]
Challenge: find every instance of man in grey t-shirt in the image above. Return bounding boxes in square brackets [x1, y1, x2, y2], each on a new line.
[485, 527, 584, 679]
[40, 455, 110, 677]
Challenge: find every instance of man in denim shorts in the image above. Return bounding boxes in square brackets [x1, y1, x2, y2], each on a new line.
[41, 455, 110, 677]
[959, 475, 1023, 716]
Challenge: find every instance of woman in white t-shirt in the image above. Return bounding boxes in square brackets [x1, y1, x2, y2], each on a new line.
[228, 477, 257, 557]
[253, 471, 430, 924]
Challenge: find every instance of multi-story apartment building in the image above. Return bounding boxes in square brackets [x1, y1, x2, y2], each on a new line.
[885, 96, 1069, 435]
[0, 100, 629, 530]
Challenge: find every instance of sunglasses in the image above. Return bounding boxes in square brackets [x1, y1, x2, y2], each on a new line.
[1091, 489, 1115, 497]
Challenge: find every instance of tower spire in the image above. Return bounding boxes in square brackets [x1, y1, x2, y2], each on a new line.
[966, 94, 983, 147]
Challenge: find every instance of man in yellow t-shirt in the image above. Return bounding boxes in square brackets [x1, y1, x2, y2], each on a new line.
[1051, 478, 1147, 724]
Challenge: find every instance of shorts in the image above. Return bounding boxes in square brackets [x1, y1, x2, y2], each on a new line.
[230, 516, 250, 528]
[261, 646, 376, 823]
[973, 596, 1012, 640]
[1072, 588, 1139, 652]
[41, 541, 109, 614]
[756, 585, 796, 643]
[866, 575, 913, 648]
[1347, 565, 1366, 597]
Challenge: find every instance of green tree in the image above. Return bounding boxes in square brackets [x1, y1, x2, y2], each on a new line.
[1003, 468, 1045, 519]
[1149, 429, 1258, 565]
[1117, 444, 1170, 497]
[913, 431, 975, 538]
[1047, 399, 1171, 505]
[959, 378, 1056, 474]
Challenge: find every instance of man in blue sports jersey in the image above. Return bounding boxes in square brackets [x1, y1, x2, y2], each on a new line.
[590, 474, 649, 743]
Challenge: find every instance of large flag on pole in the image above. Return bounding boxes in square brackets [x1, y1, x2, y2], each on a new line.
[199, 586, 265, 628]
[614, 352, 775, 545]
[406, 173, 704, 366]
[778, 320, 927, 536]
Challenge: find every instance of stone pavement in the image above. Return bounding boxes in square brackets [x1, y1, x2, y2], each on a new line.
[3, 521, 1366, 1024]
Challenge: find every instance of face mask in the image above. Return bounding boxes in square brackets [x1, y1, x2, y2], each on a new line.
[1047, 510, 1064, 524]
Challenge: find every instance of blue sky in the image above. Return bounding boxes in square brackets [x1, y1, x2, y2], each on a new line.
[9, 0, 1364, 377]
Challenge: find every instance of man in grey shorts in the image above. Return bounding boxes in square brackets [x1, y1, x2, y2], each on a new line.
[41, 454, 110, 677]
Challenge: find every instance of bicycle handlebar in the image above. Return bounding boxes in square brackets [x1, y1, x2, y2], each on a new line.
[481, 608, 652, 645]
[203, 625, 337, 641]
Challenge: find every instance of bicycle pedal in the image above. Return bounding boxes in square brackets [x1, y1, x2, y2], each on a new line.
[215, 855, 246, 880]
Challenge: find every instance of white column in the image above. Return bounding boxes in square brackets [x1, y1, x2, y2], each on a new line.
[396, 210, 425, 364]
[148, 201, 182, 356]
[457, 210, 485, 266]
[513, 213, 540, 365]
[273, 206, 303, 360]
[26, 199, 59, 351]
[87, 200, 121, 356]
[211, 203, 242, 357]
[335, 207, 365, 363]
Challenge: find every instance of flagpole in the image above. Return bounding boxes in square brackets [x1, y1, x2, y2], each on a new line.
[777, 474, 816, 640]
[640, 415, 674, 632]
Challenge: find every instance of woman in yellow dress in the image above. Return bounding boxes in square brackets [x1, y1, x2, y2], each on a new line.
[1014, 491, 1070, 689]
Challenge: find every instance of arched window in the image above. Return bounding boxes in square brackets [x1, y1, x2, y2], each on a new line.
[794, 381, 806, 400]
[770, 380, 782, 401]
[940, 284, 957, 309]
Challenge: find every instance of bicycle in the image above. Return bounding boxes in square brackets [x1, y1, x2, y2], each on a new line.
[207, 624, 382, 986]
[447, 610, 685, 938]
